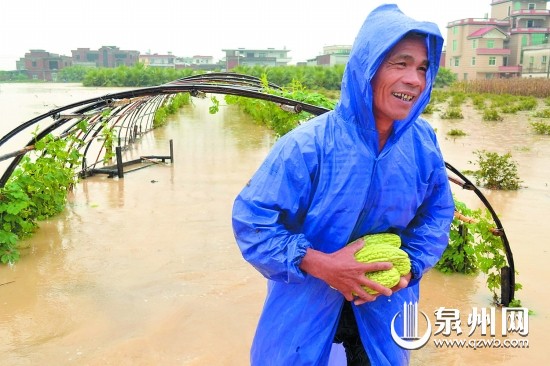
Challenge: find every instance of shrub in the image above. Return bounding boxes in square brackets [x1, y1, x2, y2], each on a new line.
[530, 120, 550, 135]
[447, 129, 466, 137]
[468, 150, 522, 190]
[482, 109, 503, 121]
[440, 107, 464, 119]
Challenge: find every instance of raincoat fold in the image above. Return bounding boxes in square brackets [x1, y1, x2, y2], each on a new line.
[232, 4, 455, 365]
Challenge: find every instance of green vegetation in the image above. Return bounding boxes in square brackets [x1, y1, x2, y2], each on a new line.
[153, 93, 191, 128]
[233, 65, 345, 90]
[467, 150, 522, 190]
[57, 63, 203, 86]
[447, 129, 466, 137]
[58, 65, 90, 82]
[225, 75, 336, 137]
[440, 107, 463, 119]
[436, 199, 521, 305]
[0, 70, 32, 82]
[530, 120, 550, 135]
[0, 128, 84, 264]
[532, 108, 550, 118]
[482, 108, 503, 121]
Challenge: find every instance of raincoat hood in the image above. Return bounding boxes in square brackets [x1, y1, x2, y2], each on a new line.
[337, 4, 443, 142]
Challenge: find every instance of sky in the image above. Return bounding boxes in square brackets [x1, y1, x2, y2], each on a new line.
[0, 0, 494, 71]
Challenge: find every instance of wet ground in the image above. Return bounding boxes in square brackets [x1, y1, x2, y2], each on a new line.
[0, 84, 548, 365]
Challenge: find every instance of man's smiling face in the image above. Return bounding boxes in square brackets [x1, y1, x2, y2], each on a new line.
[371, 35, 428, 128]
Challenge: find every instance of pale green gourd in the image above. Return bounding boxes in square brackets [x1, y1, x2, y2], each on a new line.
[353, 233, 411, 294]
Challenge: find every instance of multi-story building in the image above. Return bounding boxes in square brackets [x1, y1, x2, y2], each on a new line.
[139, 53, 176, 68]
[447, 0, 550, 80]
[17, 46, 141, 80]
[222, 48, 291, 70]
[71, 48, 100, 68]
[96, 46, 139, 68]
[17, 49, 72, 81]
[305, 45, 352, 66]
[72, 46, 139, 68]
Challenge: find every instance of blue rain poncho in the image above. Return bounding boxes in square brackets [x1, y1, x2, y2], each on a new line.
[232, 4, 455, 366]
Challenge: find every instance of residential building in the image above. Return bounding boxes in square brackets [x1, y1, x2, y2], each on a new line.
[95, 46, 139, 68]
[446, 0, 550, 80]
[72, 46, 139, 68]
[191, 55, 214, 66]
[139, 53, 176, 68]
[71, 48, 99, 68]
[522, 44, 550, 76]
[17, 46, 141, 80]
[306, 45, 352, 66]
[18, 49, 72, 81]
[222, 48, 291, 70]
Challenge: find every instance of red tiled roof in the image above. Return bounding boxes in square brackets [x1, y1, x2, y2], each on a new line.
[468, 26, 497, 38]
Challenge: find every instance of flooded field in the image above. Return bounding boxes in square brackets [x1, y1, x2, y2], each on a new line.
[0, 83, 548, 365]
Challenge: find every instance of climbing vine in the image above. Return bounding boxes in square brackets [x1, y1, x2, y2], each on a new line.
[0, 129, 83, 264]
[436, 198, 522, 305]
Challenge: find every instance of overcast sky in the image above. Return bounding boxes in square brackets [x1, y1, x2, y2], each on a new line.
[1, 0, 496, 71]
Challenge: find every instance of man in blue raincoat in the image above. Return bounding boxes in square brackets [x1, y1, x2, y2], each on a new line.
[232, 4, 455, 365]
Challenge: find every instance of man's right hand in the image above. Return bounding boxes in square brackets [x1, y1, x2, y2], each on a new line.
[299, 239, 393, 305]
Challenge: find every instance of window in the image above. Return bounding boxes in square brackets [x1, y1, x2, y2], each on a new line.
[472, 39, 477, 49]
[471, 57, 476, 66]
[463, 73, 468, 80]
[454, 57, 460, 67]
[532, 34, 546, 45]
[529, 56, 534, 68]
[452, 40, 458, 51]
[489, 57, 496, 66]
[527, 20, 535, 28]
[453, 26, 458, 35]
[487, 40, 495, 49]
[528, 3, 536, 10]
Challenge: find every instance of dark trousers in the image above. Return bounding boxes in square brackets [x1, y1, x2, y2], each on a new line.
[333, 301, 371, 366]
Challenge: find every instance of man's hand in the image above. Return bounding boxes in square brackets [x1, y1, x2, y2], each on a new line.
[299, 239, 393, 305]
[391, 272, 412, 292]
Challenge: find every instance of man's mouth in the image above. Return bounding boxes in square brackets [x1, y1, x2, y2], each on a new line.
[392, 92, 414, 102]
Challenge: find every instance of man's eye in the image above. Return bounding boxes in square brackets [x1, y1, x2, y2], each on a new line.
[419, 66, 428, 72]
[387, 61, 406, 67]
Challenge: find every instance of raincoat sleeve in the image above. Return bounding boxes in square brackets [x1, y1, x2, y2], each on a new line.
[232, 136, 316, 284]
[401, 162, 455, 287]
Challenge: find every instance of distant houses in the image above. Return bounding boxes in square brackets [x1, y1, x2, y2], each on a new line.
[14, 44, 353, 81]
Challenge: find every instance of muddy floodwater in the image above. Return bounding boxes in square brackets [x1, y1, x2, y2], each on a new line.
[0, 83, 548, 365]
